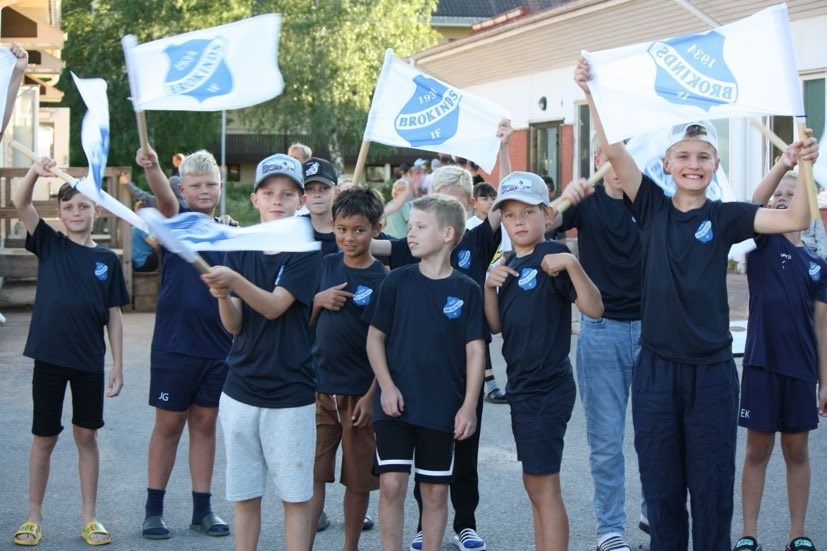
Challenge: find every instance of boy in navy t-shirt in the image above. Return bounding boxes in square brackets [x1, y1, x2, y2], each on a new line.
[367, 194, 486, 551]
[308, 188, 387, 550]
[734, 154, 826, 551]
[201, 153, 322, 551]
[13, 158, 129, 546]
[484, 171, 603, 551]
[302, 157, 339, 255]
[135, 145, 231, 539]
[575, 56, 819, 550]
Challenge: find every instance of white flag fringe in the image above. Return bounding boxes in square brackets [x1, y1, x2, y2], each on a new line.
[364, 49, 509, 173]
[583, 4, 804, 144]
[138, 209, 320, 253]
[122, 14, 283, 111]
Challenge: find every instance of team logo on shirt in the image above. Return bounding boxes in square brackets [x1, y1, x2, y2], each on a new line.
[94, 262, 108, 281]
[694, 220, 713, 243]
[274, 265, 285, 287]
[457, 249, 471, 269]
[353, 285, 373, 306]
[443, 296, 464, 319]
[518, 267, 538, 291]
[163, 37, 233, 102]
[809, 261, 821, 281]
[648, 31, 738, 110]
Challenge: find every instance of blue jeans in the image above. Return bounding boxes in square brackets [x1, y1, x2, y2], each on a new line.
[576, 314, 643, 537]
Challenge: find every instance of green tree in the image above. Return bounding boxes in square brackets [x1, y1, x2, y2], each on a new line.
[59, 0, 439, 172]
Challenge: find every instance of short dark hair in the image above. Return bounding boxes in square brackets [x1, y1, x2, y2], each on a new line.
[473, 182, 497, 199]
[57, 183, 81, 203]
[332, 188, 385, 226]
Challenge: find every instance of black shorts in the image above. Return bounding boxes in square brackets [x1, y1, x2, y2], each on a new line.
[509, 370, 576, 475]
[149, 349, 228, 411]
[32, 360, 104, 436]
[739, 365, 819, 433]
[373, 420, 455, 484]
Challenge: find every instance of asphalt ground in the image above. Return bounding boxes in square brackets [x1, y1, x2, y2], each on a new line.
[0, 273, 825, 550]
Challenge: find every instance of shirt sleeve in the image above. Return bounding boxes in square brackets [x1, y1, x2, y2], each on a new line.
[369, 273, 397, 334]
[24, 218, 57, 258]
[389, 237, 417, 269]
[107, 253, 131, 307]
[629, 175, 667, 230]
[277, 251, 323, 306]
[463, 281, 486, 344]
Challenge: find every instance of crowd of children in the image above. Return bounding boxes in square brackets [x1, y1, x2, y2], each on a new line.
[9, 38, 826, 551]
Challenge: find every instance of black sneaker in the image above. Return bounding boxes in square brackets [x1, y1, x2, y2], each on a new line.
[316, 511, 330, 532]
[485, 389, 507, 404]
[786, 537, 816, 551]
[362, 515, 374, 531]
[734, 536, 763, 551]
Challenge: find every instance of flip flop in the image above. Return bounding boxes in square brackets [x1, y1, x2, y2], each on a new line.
[13, 520, 42, 546]
[81, 520, 111, 546]
[190, 512, 230, 537]
[141, 515, 170, 540]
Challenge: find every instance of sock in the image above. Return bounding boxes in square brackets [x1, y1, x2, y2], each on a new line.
[484, 375, 499, 394]
[192, 491, 213, 525]
[145, 488, 165, 519]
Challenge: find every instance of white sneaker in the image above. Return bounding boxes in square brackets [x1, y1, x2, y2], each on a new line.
[454, 528, 487, 550]
[597, 533, 631, 551]
[409, 530, 423, 551]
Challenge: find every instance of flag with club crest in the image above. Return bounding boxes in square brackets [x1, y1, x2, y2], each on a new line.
[122, 14, 283, 111]
[583, 4, 804, 144]
[364, 49, 510, 173]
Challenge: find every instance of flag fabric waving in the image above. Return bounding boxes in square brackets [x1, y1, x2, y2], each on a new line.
[583, 4, 804, 144]
[122, 14, 283, 111]
[364, 49, 509, 173]
[71, 73, 110, 191]
[74, 177, 149, 232]
[0, 48, 16, 127]
[138, 209, 320, 254]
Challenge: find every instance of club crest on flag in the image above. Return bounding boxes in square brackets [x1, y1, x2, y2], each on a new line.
[165, 212, 233, 244]
[395, 75, 461, 146]
[649, 31, 738, 111]
[164, 38, 232, 102]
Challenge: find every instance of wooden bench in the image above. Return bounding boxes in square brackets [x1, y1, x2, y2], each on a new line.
[132, 270, 159, 312]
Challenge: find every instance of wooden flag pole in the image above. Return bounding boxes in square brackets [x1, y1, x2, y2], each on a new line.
[136, 110, 150, 152]
[554, 161, 613, 214]
[352, 140, 370, 187]
[750, 119, 819, 220]
[11, 141, 78, 184]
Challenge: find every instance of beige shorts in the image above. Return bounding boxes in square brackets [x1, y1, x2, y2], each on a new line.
[314, 392, 379, 493]
[219, 393, 315, 502]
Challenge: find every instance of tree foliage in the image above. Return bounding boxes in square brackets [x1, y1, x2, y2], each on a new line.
[59, 0, 439, 171]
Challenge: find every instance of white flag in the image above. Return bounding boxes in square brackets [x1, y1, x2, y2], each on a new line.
[364, 49, 509, 173]
[0, 48, 16, 128]
[584, 4, 804, 144]
[122, 14, 283, 111]
[138, 208, 320, 253]
[74, 177, 149, 233]
[71, 73, 110, 191]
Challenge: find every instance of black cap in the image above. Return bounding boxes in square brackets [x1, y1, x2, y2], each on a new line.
[302, 157, 337, 187]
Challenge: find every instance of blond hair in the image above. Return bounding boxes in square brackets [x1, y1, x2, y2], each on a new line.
[179, 150, 220, 182]
[431, 165, 473, 199]
[412, 194, 466, 249]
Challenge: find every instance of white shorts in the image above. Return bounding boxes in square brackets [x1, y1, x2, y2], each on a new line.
[219, 393, 316, 502]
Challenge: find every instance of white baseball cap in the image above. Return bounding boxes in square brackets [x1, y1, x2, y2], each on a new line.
[492, 171, 549, 211]
[665, 121, 719, 153]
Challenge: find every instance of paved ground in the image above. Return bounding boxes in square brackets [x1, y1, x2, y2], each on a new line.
[0, 273, 825, 550]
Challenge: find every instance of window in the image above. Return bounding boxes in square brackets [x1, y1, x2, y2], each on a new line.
[529, 121, 561, 187]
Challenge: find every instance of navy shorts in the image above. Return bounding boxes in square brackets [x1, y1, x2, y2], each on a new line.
[373, 420, 455, 484]
[32, 360, 104, 436]
[149, 349, 228, 411]
[509, 369, 576, 475]
[739, 365, 819, 433]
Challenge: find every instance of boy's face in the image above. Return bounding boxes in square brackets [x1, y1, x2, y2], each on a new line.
[407, 208, 452, 259]
[180, 172, 221, 214]
[663, 140, 719, 194]
[474, 194, 495, 217]
[391, 182, 408, 200]
[333, 213, 379, 260]
[304, 181, 335, 216]
[437, 185, 472, 212]
[58, 194, 98, 235]
[500, 200, 548, 250]
[770, 177, 796, 210]
[252, 177, 304, 222]
[594, 152, 621, 191]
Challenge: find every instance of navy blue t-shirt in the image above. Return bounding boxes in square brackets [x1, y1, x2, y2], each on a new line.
[631, 175, 759, 363]
[221, 249, 322, 408]
[388, 218, 502, 287]
[313, 253, 387, 395]
[153, 209, 231, 359]
[744, 234, 827, 382]
[562, 184, 641, 319]
[370, 265, 485, 432]
[24, 219, 130, 373]
[300, 213, 338, 256]
[497, 240, 576, 400]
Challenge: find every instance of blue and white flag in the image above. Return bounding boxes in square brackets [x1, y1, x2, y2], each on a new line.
[364, 49, 510, 173]
[583, 4, 804, 144]
[71, 73, 110, 191]
[138, 208, 320, 253]
[122, 14, 283, 111]
[73, 177, 149, 232]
